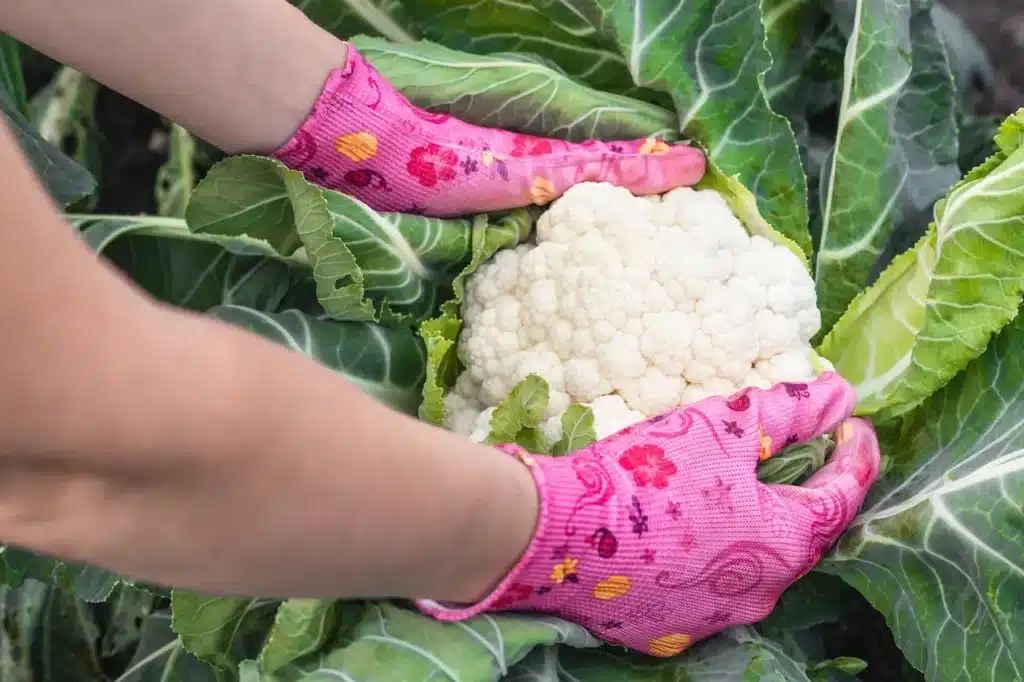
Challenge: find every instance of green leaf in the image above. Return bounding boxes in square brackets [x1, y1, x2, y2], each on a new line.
[188, 155, 480, 323]
[351, 36, 679, 142]
[35, 585, 105, 682]
[0, 581, 48, 682]
[504, 627, 815, 681]
[593, 0, 811, 255]
[320, 189, 472, 323]
[758, 573, 854, 634]
[156, 124, 198, 218]
[186, 155, 375, 322]
[295, 602, 598, 681]
[0, 74, 95, 207]
[208, 306, 427, 416]
[258, 600, 335, 674]
[957, 114, 1001, 172]
[485, 374, 550, 446]
[757, 437, 833, 485]
[400, 0, 648, 98]
[78, 215, 315, 313]
[0, 35, 28, 119]
[419, 210, 533, 426]
[170, 592, 275, 672]
[288, 0, 420, 44]
[760, 0, 830, 140]
[56, 563, 121, 603]
[114, 611, 221, 682]
[819, 109, 1024, 418]
[99, 584, 156, 659]
[551, 404, 597, 456]
[821, 308, 1024, 680]
[811, 0, 960, 337]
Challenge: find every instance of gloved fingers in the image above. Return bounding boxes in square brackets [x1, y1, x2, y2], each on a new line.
[764, 418, 881, 571]
[710, 372, 857, 467]
[550, 138, 708, 195]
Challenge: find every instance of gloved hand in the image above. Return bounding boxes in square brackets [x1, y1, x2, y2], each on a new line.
[272, 44, 707, 216]
[417, 373, 879, 657]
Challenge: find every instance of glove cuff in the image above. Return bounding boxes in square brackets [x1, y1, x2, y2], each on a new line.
[415, 445, 599, 621]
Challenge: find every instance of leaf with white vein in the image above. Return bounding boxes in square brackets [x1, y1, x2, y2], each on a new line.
[590, 0, 812, 254]
[208, 306, 427, 416]
[821, 307, 1024, 681]
[352, 36, 678, 142]
[812, 0, 960, 337]
[502, 627, 817, 681]
[295, 603, 598, 681]
[819, 109, 1024, 419]
[77, 214, 314, 313]
[400, 0, 650, 98]
[186, 155, 477, 324]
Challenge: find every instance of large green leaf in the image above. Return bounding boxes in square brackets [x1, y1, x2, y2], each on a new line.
[811, 0, 960, 337]
[171, 592, 276, 673]
[0, 581, 47, 682]
[400, 0, 648, 98]
[819, 109, 1024, 419]
[116, 611, 221, 682]
[289, 0, 421, 44]
[208, 306, 427, 417]
[35, 585, 105, 682]
[291, 603, 598, 681]
[503, 627, 818, 681]
[352, 36, 678, 142]
[590, 0, 811, 254]
[821, 308, 1024, 681]
[187, 155, 480, 324]
[258, 600, 335, 674]
[186, 156, 373, 321]
[0, 74, 95, 207]
[78, 215, 314, 313]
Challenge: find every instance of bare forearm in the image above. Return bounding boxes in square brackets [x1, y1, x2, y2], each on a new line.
[0, 126, 537, 602]
[4, 305, 537, 602]
[0, 0, 346, 154]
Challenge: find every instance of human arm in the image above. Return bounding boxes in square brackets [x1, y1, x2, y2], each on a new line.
[0, 0, 347, 155]
[0, 122, 538, 602]
[0, 0, 707, 217]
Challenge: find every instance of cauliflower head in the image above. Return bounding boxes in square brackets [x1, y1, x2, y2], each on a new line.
[444, 182, 822, 443]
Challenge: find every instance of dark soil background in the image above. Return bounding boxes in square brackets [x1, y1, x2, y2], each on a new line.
[945, 0, 1024, 114]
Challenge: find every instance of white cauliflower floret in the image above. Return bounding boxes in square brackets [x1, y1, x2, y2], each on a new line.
[446, 182, 822, 443]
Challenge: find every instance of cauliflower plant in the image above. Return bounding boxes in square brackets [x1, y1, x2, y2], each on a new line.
[444, 182, 823, 443]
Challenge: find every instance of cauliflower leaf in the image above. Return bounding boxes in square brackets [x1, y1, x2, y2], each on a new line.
[820, 109, 1024, 421]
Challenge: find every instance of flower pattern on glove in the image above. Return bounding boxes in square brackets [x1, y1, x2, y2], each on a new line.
[416, 373, 880, 658]
[272, 44, 707, 216]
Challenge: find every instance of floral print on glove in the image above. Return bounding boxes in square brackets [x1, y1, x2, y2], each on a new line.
[272, 44, 707, 216]
[417, 372, 880, 658]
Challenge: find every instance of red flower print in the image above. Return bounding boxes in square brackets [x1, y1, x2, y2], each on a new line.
[618, 444, 676, 489]
[407, 143, 459, 187]
[510, 134, 554, 157]
[491, 583, 535, 609]
[726, 392, 751, 411]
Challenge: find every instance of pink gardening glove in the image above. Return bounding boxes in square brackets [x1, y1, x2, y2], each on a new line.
[417, 373, 880, 657]
[271, 44, 707, 216]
